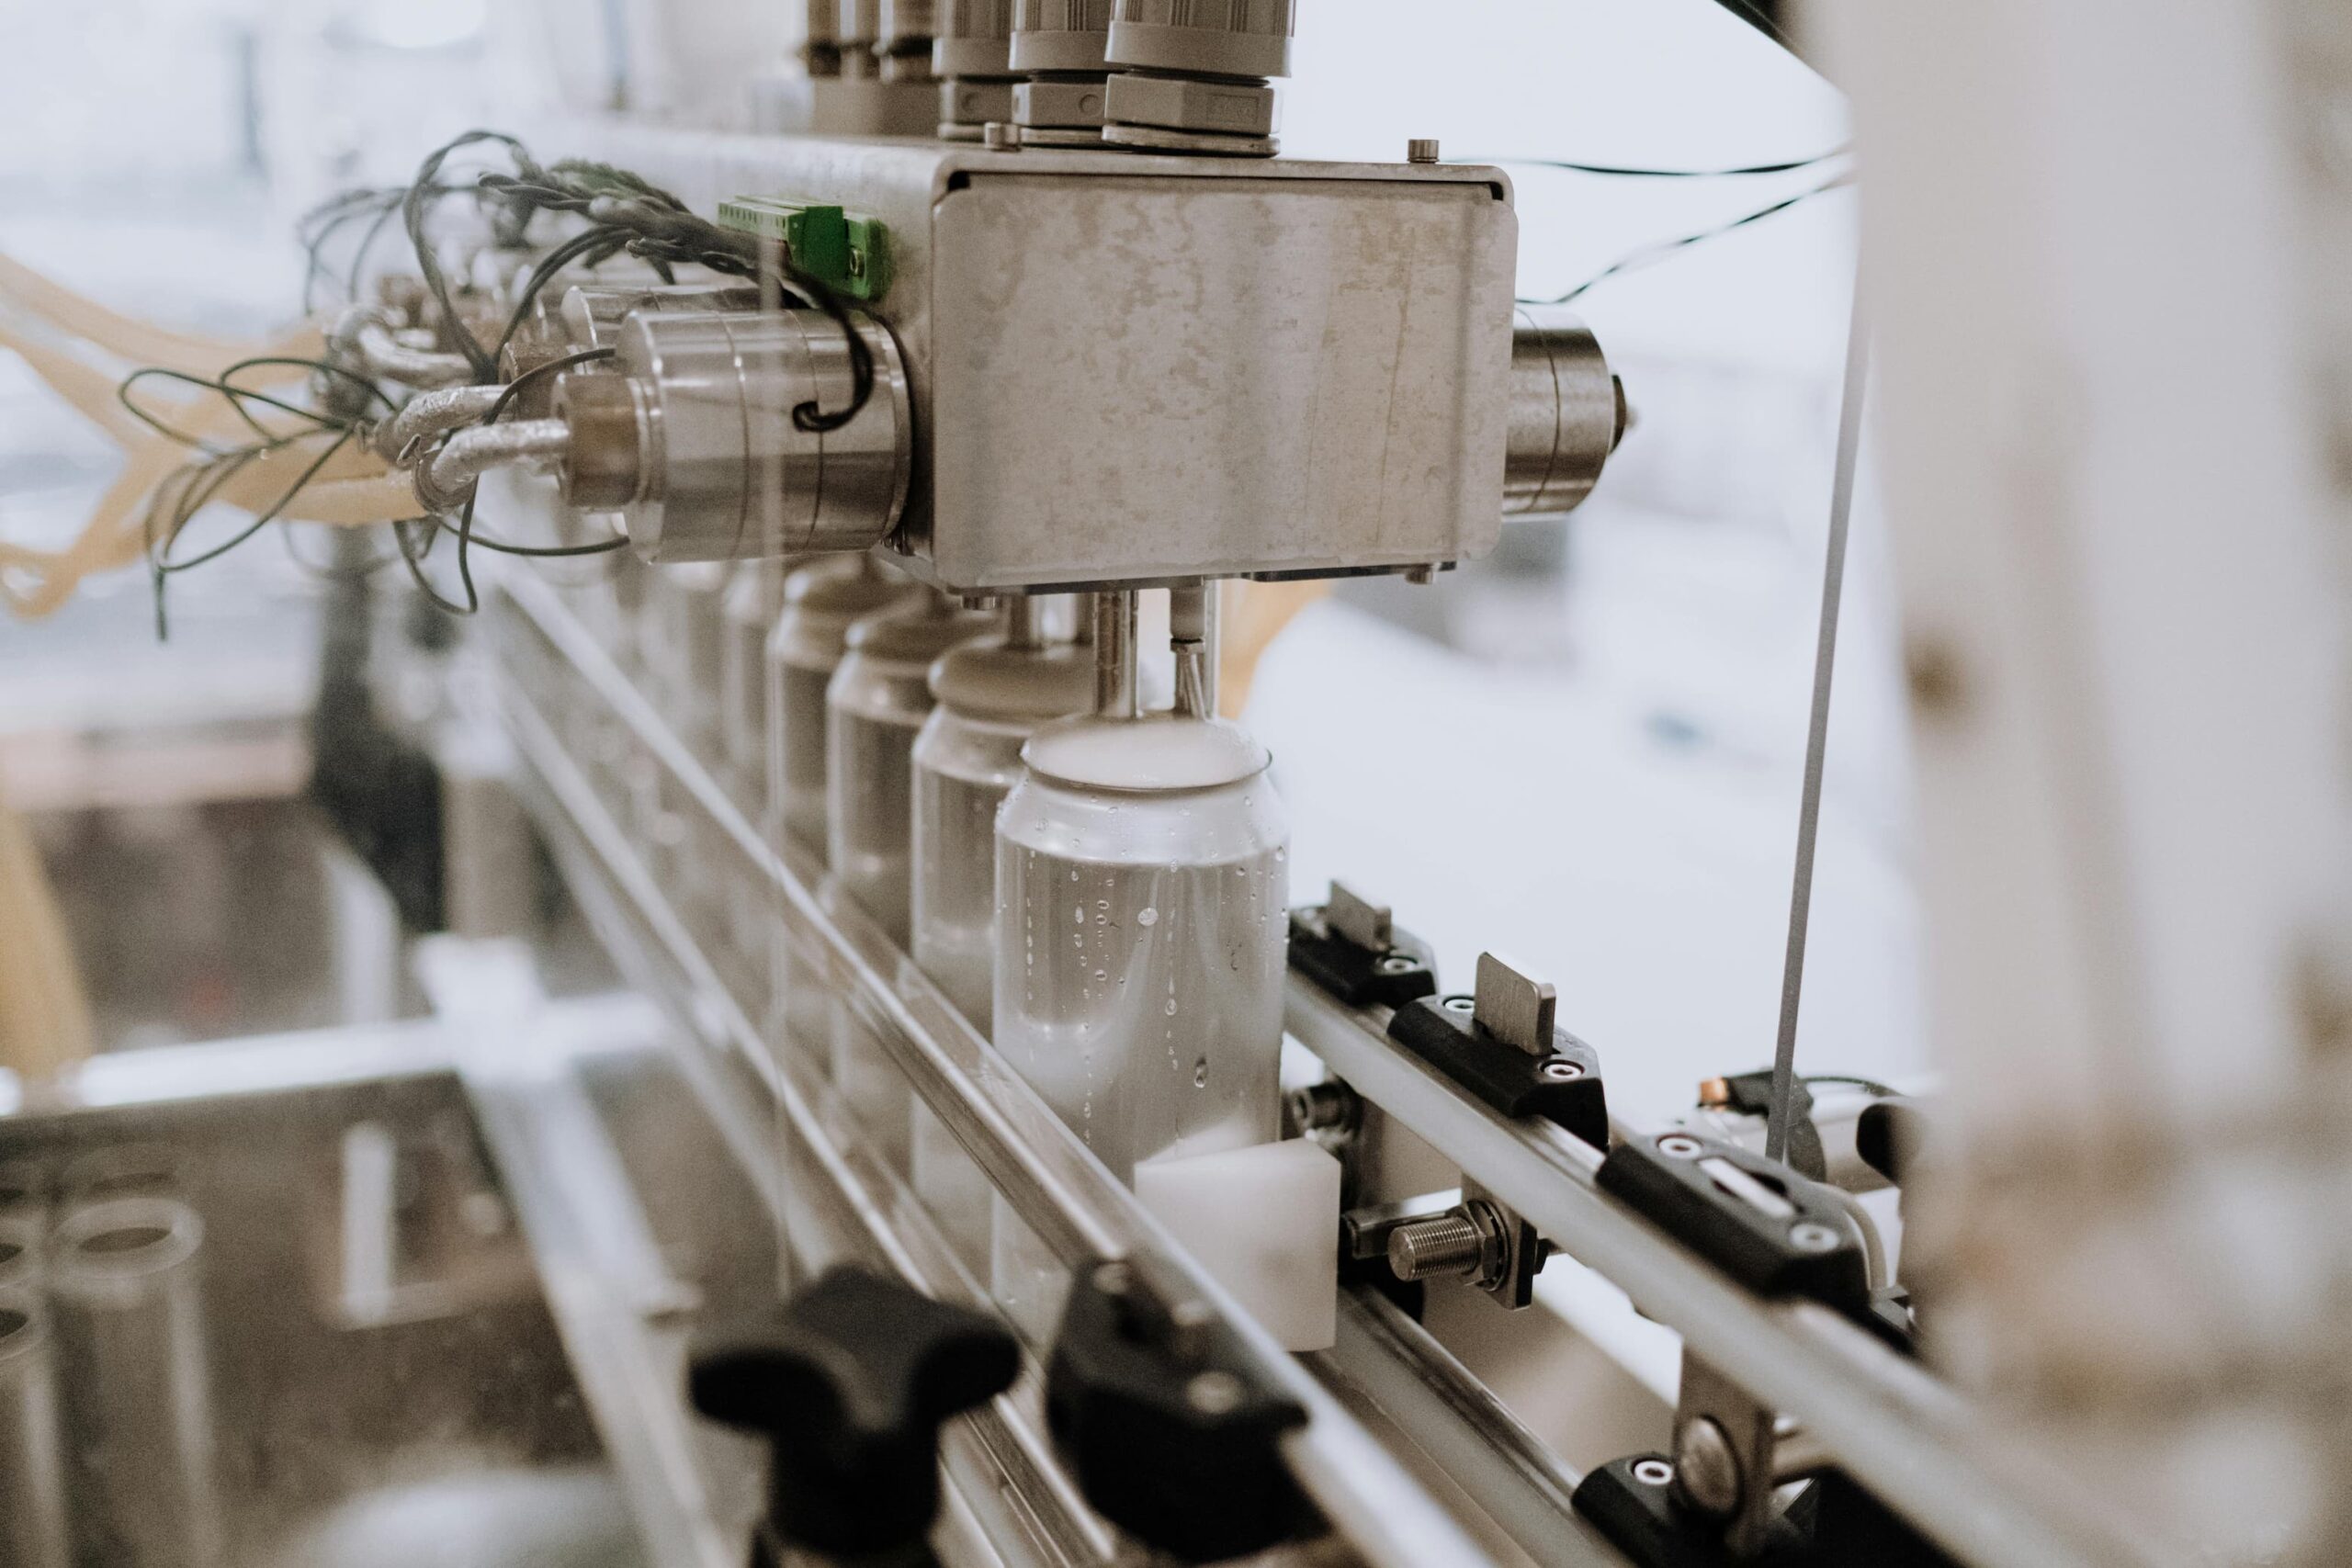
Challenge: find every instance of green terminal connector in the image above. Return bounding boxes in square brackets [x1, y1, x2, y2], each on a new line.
[717, 197, 894, 303]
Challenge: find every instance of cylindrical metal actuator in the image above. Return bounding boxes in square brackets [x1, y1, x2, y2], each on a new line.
[1010, 0, 1114, 136]
[909, 611, 1093, 1266]
[555, 308, 912, 564]
[877, 0, 938, 79]
[991, 713, 1289, 1185]
[935, 0, 1017, 138]
[1102, 0, 1295, 154]
[50, 1196, 221, 1568]
[827, 600, 1001, 1165]
[763, 558, 925, 1057]
[1504, 305, 1625, 518]
[501, 282, 762, 412]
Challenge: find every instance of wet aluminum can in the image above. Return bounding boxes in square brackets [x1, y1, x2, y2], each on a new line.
[908, 630, 1091, 1265]
[826, 600, 1000, 1164]
[761, 559, 925, 1061]
[910, 635, 1096, 1026]
[990, 712, 1289, 1187]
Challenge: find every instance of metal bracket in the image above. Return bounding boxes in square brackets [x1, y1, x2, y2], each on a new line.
[1385, 952, 1609, 1147]
[1288, 883, 1440, 1010]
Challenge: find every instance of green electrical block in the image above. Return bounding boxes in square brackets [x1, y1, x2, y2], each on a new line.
[717, 197, 894, 302]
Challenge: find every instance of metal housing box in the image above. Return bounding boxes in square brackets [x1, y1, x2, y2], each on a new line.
[559, 130, 1519, 591]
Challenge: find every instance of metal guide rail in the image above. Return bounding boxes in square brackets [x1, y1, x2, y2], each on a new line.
[1281, 984, 2150, 1568]
[484, 567, 1519, 1568]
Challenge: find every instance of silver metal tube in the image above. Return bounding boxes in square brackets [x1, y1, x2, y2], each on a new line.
[421, 417, 571, 511]
[373, 382, 504, 464]
[0, 1291, 69, 1568]
[1169, 580, 1217, 718]
[1504, 307, 1623, 518]
[1282, 981, 2158, 1568]
[1315, 1288, 1622, 1568]
[493, 568, 1498, 1568]
[351, 315, 474, 389]
[1091, 590, 1137, 718]
[49, 1196, 221, 1568]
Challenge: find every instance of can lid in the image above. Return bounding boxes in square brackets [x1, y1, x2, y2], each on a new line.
[930, 638, 1094, 722]
[773, 558, 925, 668]
[1022, 713, 1270, 793]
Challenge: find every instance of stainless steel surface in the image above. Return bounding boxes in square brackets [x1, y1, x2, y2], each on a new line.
[567, 309, 914, 564]
[1503, 307, 1621, 519]
[421, 417, 572, 513]
[937, 0, 1017, 79]
[1472, 951, 1558, 1058]
[1315, 1288, 1623, 1568]
[492, 567, 1500, 1568]
[1282, 980, 2153, 1568]
[49, 1194, 223, 1568]
[992, 713, 1288, 1186]
[0, 1290, 69, 1568]
[1010, 0, 1113, 74]
[1091, 591, 1137, 719]
[1106, 0, 1293, 80]
[551, 130, 1518, 590]
[1168, 581, 1216, 718]
[1385, 1209, 1488, 1283]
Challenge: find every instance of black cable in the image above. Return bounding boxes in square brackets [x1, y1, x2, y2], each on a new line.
[1527, 170, 1854, 306]
[403, 130, 527, 381]
[1460, 148, 1848, 178]
[1802, 1073, 1899, 1099]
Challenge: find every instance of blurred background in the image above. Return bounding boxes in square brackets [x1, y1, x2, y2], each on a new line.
[0, 0, 1902, 1122]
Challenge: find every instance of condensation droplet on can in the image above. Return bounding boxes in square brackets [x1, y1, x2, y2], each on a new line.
[1136, 908, 1158, 926]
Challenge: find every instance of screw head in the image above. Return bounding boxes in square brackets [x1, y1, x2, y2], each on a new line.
[1406, 137, 1442, 164]
[1378, 954, 1418, 975]
[1187, 1370, 1245, 1415]
[1789, 1221, 1843, 1254]
[1539, 1057, 1585, 1082]
[1091, 1260, 1134, 1296]
[1631, 1457, 1675, 1487]
[1657, 1134, 1703, 1159]
[982, 120, 1020, 151]
[1442, 995, 1475, 1015]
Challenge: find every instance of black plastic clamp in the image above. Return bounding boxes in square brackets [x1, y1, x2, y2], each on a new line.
[1288, 882, 1440, 1010]
[1385, 953, 1609, 1148]
[1046, 1255, 1311, 1562]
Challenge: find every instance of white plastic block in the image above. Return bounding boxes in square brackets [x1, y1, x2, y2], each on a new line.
[1134, 1137, 1340, 1352]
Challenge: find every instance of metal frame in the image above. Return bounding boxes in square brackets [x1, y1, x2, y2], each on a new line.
[489, 567, 1504, 1568]
[1282, 982, 2150, 1568]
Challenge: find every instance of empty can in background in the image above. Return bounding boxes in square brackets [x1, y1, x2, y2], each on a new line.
[763, 558, 923, 1057]
[0, 1287, 69, 1568]
[826, 598, 1000, 1165]
[719, 558, 795, 815]
[991, 713, 1289, 1184]
[49, 1195, 221, 1568]
[908, 606, 1091, 1263]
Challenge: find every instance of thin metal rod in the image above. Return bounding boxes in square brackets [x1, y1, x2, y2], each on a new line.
[1766, 282, 1869, 1165]
[1170, 581, 1217, 718]
[1092, 589, 1138, 718]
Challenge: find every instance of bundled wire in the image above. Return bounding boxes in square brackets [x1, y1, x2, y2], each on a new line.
[1530, 168, 1856, 305]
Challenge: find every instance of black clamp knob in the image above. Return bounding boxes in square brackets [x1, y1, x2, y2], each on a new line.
[1046, 1257, 1310, 1563]
[688, 1266, 1020, 1565]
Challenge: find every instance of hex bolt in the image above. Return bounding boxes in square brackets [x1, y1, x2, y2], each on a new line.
[1672, 1416, 1745, 1518]
[1386, 1212, 1486, 1281]
[1789, 1221, 1843, 1254]
[1657, 1134, 1703, 1159]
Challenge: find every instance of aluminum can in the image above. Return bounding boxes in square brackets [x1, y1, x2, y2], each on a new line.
[825, 601, 998, 1164]
[990, 713, 1288, 1186]
[908, 632, 1091, 1264]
